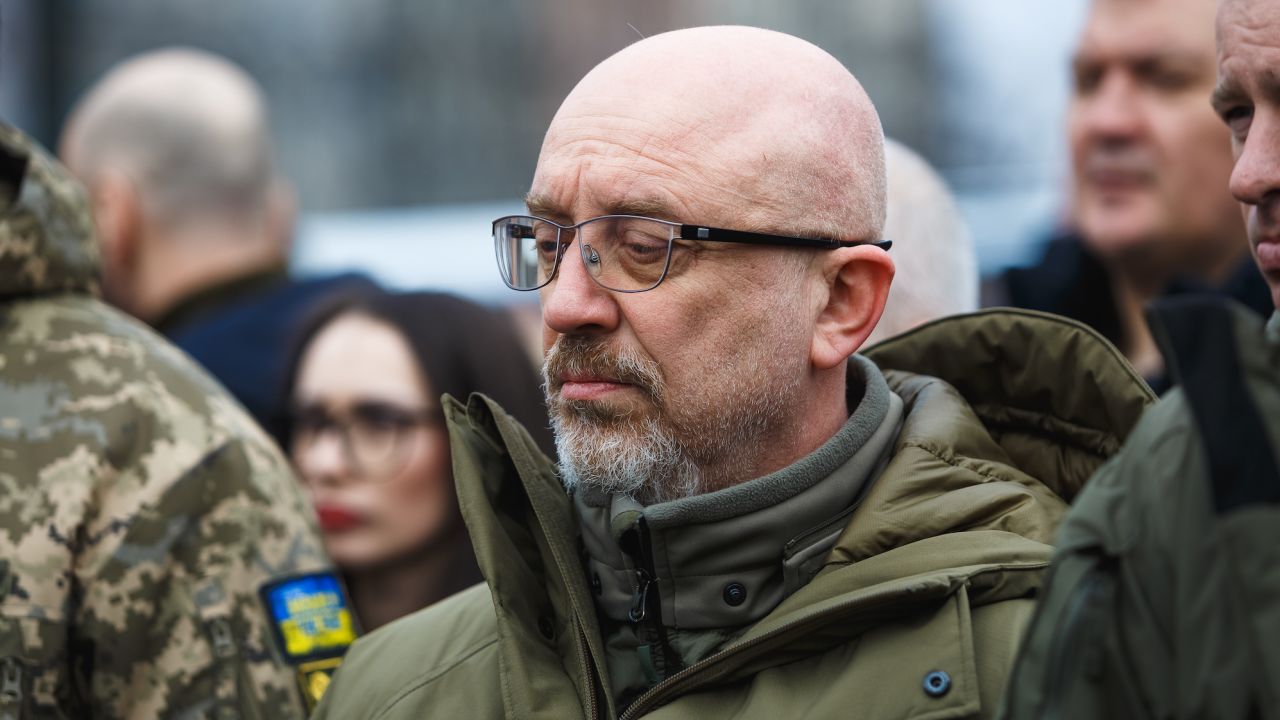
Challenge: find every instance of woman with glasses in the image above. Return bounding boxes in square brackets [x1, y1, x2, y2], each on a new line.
[283, 288, 553, 631]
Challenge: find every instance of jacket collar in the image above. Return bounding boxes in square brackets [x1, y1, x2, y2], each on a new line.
[866, 308, 1156, 503]
[576, 356, 903, 630]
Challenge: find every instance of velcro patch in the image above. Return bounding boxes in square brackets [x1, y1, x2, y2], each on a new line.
[260, 572, 357, 664]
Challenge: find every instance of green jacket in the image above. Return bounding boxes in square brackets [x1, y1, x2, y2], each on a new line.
[314, 310, 1154, 720]
[1001, 299, 1280, 720]
[0, 123, 351, 718]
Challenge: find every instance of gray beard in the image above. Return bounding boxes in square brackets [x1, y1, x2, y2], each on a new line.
[552, 411, 703, 505]
[544, 341, 801, 506]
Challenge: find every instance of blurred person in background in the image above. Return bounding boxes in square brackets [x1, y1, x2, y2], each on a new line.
[1001, 0, 1280, 716]
[284, 289, 553, 632]
[986, 0, 1270, 391]
[59, 47, 373, 444]
[865, 138, 978, 345]
[0, 123, 352, 717]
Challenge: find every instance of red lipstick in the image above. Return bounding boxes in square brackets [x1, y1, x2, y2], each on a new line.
[315, 504, 362, 533]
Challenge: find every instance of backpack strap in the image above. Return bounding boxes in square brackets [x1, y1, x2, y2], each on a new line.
[1148, 296, 1280, 512]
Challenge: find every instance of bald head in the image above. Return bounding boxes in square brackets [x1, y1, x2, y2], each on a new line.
[532, 26, 886, 243]
[62, 48, 275, 230]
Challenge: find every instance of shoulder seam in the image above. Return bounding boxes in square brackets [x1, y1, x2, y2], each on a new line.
[372, 635, 500, 718]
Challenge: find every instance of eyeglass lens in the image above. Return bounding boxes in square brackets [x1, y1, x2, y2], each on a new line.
[494, 216, 676, 292]
[291, 402, 430, 478]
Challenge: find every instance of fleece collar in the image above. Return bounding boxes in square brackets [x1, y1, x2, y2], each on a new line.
[577, 355, 903, 630]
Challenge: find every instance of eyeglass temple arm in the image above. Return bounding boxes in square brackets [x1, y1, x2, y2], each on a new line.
[678, 224, 891, 251]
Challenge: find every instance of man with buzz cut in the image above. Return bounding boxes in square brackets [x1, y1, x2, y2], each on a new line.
[314, 26, 1154, 720]
[1001, 1, 1280, 717]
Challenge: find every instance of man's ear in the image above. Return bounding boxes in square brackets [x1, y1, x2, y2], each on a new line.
[811, 245, 894, 370]
[90, 171, 142, 279]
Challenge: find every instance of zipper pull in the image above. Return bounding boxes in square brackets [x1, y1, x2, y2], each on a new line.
[0, 657, 23, 719]
[628, 569, 652, 623]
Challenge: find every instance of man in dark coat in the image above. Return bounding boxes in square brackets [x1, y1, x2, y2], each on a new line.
[59, 47, 373, 443]
[986, 0, 1271, 392]
[1001, 0, 1280, 716]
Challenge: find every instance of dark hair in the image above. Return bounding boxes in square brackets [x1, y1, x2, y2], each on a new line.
[280, 286, 554, 608]
[280, 286, 555, 456]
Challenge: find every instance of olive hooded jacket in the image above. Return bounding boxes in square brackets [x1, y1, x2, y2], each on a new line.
[313, 310, 1155, 720]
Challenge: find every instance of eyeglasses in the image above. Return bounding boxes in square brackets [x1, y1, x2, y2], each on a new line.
[492, 214, 892, 293]
[290, 401, 439, 479]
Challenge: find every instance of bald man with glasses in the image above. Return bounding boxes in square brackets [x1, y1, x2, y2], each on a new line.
[313, 26, 1154, 720]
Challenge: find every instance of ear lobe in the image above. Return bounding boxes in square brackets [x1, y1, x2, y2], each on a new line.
[810, 245, 894, 370]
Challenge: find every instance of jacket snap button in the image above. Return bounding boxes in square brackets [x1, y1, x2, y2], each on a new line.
[923, 670, 951, 697]
[537, 615, 555, 641]
[723, 582, 747, 607]
[591, 572, 603, 596]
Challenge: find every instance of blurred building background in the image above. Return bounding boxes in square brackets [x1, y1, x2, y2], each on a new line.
[2, 0, 1086, 303]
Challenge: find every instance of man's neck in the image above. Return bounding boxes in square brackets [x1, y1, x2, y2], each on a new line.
[132, 225, 286, 325]
[1109, 270, 1163, 379]
[1108, 242, 1251, 378]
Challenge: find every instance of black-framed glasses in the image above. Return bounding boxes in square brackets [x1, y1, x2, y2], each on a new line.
[492, 214, 892, 293]
[289, 401, 440, 479]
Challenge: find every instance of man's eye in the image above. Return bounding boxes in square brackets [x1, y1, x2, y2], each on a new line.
[1073, 66, 1102, 95]
[622, 235, 668, 262]
[1221, 106, 1254, 141]
[1144, 68, 1195, 92]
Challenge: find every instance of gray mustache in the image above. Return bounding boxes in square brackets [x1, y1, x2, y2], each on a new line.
[542, 337, 664, 403]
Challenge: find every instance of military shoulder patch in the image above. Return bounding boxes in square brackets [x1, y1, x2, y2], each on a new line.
[259, 571, 358, 711]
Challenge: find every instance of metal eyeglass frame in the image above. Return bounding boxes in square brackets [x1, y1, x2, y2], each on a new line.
[492, 213, 893, 293]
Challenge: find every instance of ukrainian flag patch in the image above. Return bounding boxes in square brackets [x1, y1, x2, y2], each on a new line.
[261, 572, 358, 662]
[260, 572, 358, 710]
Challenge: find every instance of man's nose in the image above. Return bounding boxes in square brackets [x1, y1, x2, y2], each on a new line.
[1229, 111, 1280, 210]
[1077, 72, 1145, 143]
[540, 239, 621, 336]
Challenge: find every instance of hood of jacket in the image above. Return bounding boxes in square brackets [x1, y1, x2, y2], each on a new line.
[0, 122, 100, 300]
[443, 309, 1156, 718]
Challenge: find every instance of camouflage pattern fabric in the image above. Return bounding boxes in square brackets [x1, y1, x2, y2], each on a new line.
[0, 121, 335, 717]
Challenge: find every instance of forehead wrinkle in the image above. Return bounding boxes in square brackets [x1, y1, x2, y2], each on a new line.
[535, 120, 753, 225]
[1216, 13, 1280, 107]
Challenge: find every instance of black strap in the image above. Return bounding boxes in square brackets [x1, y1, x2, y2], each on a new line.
[1150, 297, 1280, 513]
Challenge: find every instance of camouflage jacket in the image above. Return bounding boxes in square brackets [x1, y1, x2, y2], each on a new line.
[0, 123, 352, 718]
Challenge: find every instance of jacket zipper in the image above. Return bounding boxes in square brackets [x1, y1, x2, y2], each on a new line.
[621, 518, 680, 685]
[1042, 567, 1103, 720]
[618, 562, 1046, 720]
[576, 623, 600, 720]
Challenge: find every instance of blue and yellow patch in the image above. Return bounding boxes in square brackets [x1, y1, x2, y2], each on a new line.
[260, 572, 358, 710]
